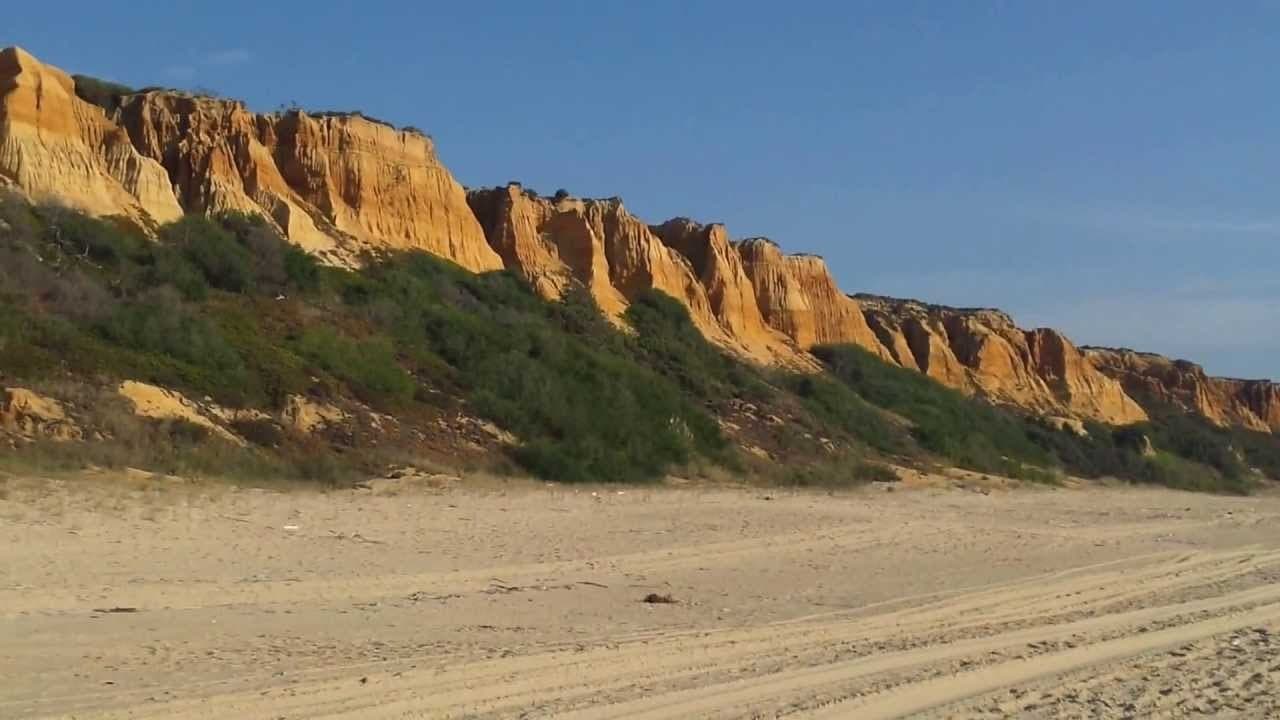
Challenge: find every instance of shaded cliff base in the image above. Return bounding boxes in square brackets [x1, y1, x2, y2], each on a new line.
[2, 197, 1277, 494]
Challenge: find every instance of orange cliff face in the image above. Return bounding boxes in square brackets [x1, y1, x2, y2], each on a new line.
[113, 94, 500, 271]
[650, 219, 799, 362]
[466, 186, 808, 363]
[857, 297, 1147, 425]
[734, 238, 889, 358]
[10, 47, 1267, 431]
[1084, 348, 1280, 433]
[0, 47, 181, 225]
[0, 46, 498, 271]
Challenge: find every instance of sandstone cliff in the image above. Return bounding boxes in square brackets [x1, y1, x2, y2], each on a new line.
[466, 186, 792, 357]
[1084, 348, 1280, 432]
[651, 220, 799, 362]
[857, 296, 1148, 425]
[9, 47, 1276, 432]
[113, 94, 501, 270]
[0, 46, 499, 271]
[0, 47, 181, 226]
[1, 387, 81, 442]
[466, 185, 577, 300]
[735, 239, 890, 361]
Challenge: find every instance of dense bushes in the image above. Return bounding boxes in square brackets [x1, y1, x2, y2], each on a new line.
[625, 289, 771, 402]
[0, 200, 735, 482]
[98, 291, 250, 386]
[0, 205, 320, 406]
[294, 327, 415, 404]
[335, 256, 732, 482]
[1233, 428, 1280, 480]
[1126, 398, 1255, 495]
[72, 74, 136, 113]
[811, 344, 1050, 478]
[780, 372, 905, 455]
[2, 194, 1275, 491]
[1143, 410, 1247, 481]
[161, 217, 254, 293]
[813, 343, 1263, 494]
[1022, 419, 1147, 479]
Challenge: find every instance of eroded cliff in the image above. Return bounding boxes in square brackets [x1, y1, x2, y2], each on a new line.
[0, 47, 181, 226]
[858, 296, 1148, 425]
[114, 94, 500, 270]
[1085, 348, 1280, 432]
[466, 186, 802, 360]
[735, 239, 890, 360]
[0, 46, 498, 271]
[6, 47, 1273, 431]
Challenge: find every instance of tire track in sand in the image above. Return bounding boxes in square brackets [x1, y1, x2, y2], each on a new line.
[45, 545, 1280, 719]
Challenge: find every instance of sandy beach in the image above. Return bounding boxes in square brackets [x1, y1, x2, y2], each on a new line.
[3, 473, 1279, 718]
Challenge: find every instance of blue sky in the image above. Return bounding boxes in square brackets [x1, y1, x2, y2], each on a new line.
[9, 2, 1278, 378]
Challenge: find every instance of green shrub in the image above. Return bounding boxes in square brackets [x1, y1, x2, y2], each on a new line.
[810, 343, 1257, 492]
[1023, 419, 1147, 479]
[853, 460, 900, 483]
[625, 289, 772, 402]
[1142, 411, 1247, 481]
[780, 372, 906, 455]
[204, 301, 311, 406]
[215, 212, 321, 294]
[812, 344, 1048, 473]
[6, 194, 1270, 492]
[1140, 452, 1250, 495]
[39, 205, 149, 267]
[98, 291, 242, 373]
[161, 216, 254, 293]
[1233, 427, 1280, 480]
[232, 418, 286, 447]
[72, 74, 135, 113]
[294, 326, 415, 404]
[283, 246, 321, 292]
[339, 258, 732, 482]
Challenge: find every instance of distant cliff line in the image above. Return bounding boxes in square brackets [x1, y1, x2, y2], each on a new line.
[1, 45, 1274, 431]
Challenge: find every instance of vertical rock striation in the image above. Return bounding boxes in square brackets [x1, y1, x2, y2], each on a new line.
[0, 47, 181, 225]
[1084, 348, 1280, 432]
[114, 94, 501, 270]
[856, 296, 1147, 425]
[734, 238, 889, 359]
[0, 46, 498, 271]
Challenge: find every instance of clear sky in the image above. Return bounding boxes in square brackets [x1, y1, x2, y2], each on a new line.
[9, 2, 1278, 379]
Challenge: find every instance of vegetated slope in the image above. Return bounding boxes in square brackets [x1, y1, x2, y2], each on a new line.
[1, 45, 1199, 430]
[810, 344, 1272, 494]
[2, 194, 1275, 493]
[0, 195, 844, 485]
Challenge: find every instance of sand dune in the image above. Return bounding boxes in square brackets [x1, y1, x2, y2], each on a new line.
[2, 474, 1278, 718]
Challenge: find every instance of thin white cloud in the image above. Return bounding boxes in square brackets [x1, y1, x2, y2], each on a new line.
[203, 48, 252, 67]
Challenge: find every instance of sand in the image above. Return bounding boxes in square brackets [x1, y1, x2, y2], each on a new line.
[2, 472, 1279, 718]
